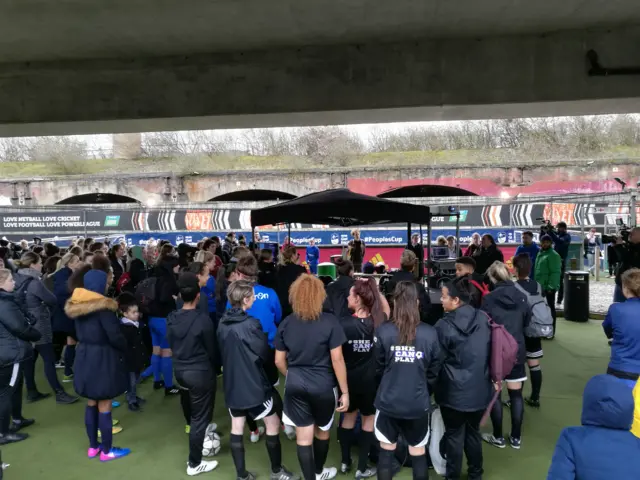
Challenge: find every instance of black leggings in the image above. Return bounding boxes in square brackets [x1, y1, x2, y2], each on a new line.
[0, 364, 24, 434]
[24, 343, 63, 393]
[491, 388, 524, 440]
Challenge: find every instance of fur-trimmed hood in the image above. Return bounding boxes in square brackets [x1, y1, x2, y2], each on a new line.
[65, 288, 118, 319]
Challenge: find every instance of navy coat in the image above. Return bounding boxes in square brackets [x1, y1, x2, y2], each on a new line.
[52, 267, 74, 335]
[65, 289, 128, 400]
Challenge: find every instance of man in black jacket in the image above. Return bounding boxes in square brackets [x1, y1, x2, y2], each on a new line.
[167, 273, 218, 476]
[218, 280, 298, 480]
[613, 227, 640, 303]
[436, 277, 491, 480]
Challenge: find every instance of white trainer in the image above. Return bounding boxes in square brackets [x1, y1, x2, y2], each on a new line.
[187, 460, 219, 476]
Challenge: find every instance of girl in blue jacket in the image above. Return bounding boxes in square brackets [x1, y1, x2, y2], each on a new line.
[603, 268, 640, 388]
[548, 374, 640, 479]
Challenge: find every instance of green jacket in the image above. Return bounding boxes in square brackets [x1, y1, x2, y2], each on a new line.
[535, 248, 562, 291]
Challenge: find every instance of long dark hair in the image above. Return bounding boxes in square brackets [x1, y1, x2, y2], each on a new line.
[353, 277, 385, 328]
[392, 281, 421, 345]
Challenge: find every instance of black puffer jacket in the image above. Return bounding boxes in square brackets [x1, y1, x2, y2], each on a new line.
[218, 308, 272, 410]
[0, 290, 41, 367]
[323, 275, 354, 319]
[15, 269, 57, 345]
[481, 280, 531, 365]
[435, 304, 492, 412]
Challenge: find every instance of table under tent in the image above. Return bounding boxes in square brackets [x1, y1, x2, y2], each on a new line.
[250, 188, 461, 316]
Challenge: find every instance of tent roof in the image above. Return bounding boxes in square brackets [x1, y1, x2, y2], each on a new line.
[251, 188, 432, 228]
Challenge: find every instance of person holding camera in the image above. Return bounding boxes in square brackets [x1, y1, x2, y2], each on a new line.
[613, 227, 640, 303]
[543, 222, 571, 304]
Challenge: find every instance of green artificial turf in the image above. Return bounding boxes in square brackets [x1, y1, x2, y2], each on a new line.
[3, 318, 609, 480]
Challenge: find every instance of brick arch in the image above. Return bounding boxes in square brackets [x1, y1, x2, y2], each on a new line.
[31, 176, 162, 205]
[185, 176, 319, 202]
[55, 192, 140, 205]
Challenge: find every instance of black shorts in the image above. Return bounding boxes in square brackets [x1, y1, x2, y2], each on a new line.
[282, 387, 337, 431]
[374, 410, 430, 448]
[525, 336, 543, 359]
[505, 363, 527, 383]
[229, 397, 275, 421]
[347, 387, 376, 416]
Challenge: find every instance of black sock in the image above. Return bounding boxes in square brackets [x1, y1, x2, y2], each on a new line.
[377, 448, 394, 480]
[529, 365, 542, 401]
[266, 434, 282, 473]
[358, 431, 374, 472]
[247, 417, 258, 432]
[337, 427, 354, 466]
[313, 437, 330, 475]
[508, 388, 524, 439]
[230, 433, 247, 478]
[297, 444, 316, 480]
[490, 394, 504, 439]
[411, 453, 428, 480]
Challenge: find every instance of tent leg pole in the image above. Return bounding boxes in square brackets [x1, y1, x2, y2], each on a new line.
[455, 213, 460, 257]
[419, 224, 423, 283]
[426, 222, 432, 293]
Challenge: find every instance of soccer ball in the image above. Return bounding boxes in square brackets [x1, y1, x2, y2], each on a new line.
[202, 425, 221, 457]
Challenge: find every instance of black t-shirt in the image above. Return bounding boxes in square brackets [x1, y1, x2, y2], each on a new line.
[340, 315, 379, 391]
[275, 312, 346, 393]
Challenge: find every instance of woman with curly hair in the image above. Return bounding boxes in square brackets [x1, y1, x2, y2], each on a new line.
[275, 275, 349, 480]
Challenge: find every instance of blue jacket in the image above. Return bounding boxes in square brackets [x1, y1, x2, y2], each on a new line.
[549, 230, 572, 261]
[227, 284, 282, 348]
[548, 374, 640, 480]
[515, 243, 540, 280]
[603, 298, 640, 376]
[306, 246, 320, 265]
[201, 275, 216, 314]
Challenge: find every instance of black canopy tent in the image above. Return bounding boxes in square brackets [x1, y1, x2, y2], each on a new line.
[250, 188, 460, 278]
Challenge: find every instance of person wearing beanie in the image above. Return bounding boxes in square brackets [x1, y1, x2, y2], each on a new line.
[534, 235, 562, 338]
[64, 269, 130, 462]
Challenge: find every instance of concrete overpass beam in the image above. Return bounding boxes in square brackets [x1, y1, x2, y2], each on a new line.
[1, 26, 640, 135]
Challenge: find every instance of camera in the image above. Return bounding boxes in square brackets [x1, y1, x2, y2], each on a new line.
[602, 218, 630, 244]
[537, 218, 556, 235]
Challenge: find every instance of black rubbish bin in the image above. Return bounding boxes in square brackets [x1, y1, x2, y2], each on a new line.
[564, 270, 590, 322]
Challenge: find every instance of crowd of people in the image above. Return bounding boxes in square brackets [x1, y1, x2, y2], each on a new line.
[0, 224, 639, 479]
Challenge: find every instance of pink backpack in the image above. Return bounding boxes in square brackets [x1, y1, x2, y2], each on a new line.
[480, 311, 519, 426]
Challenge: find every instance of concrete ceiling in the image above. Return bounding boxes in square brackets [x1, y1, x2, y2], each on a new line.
[2, 0, 639, 62]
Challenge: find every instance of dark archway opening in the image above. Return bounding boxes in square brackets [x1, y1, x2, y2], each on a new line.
[209, 190, 297, 202]
[56, 193, 139, 205]
[378, 185, 478, 198]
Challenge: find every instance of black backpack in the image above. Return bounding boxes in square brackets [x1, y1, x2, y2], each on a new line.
[135, 277, 158, 315]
